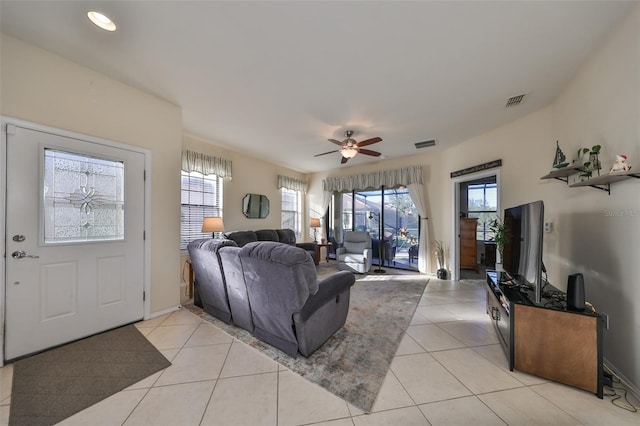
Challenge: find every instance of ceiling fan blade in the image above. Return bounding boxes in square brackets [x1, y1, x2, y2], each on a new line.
[341, 156, 349, 164]
[356, 137, 382, 147]
[314, 150, 339, 157]
[358, 148, 382, 157]
[328, 139, 344, 146]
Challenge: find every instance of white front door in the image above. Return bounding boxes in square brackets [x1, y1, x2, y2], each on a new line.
[4, 125, 145, 360]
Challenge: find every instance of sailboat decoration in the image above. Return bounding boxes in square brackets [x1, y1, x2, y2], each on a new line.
[552, 140, 569, 168]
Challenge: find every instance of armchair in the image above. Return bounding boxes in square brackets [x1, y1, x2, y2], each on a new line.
[238, 241, 355, 357]
[336, 231, 373, 273]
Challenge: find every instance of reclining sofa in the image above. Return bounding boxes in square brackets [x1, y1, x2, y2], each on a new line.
[224, 228, 318, 264]
[187, 239, 355, 357]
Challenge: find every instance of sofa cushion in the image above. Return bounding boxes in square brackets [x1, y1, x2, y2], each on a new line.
[218, 245, 254, 333]
[275, 229, 297, 246]
[343, 240, 370, 254]
[187, 238, 239, 323]
[224, 230, 258, 247]
[255, 229, 280, 242]
[239, 241, 319, 295]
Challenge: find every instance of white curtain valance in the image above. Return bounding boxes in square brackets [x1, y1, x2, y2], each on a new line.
[278, 175, 308, 193]
[322, 165, 423, 192]
[181, 150, 232, 178]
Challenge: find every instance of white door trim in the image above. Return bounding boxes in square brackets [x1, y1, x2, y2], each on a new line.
[1, 116, 152, 366]
[450, 168, 501, 281]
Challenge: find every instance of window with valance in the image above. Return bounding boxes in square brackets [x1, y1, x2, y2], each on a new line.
[278, 175, 306, 237]
[321, 165, 431, 274]
[180, 150, 232, 249]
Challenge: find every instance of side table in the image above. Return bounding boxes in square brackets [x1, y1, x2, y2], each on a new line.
[185, 258, 194, 299]
[317, 243, 331, 263]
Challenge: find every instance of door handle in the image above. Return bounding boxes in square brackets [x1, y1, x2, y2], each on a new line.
[11, 250, 39, 259]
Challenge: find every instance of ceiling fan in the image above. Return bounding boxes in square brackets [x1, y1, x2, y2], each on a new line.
[314, 130, 382, 164]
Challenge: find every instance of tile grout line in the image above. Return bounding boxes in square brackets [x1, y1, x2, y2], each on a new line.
[196, 334, 235, 425]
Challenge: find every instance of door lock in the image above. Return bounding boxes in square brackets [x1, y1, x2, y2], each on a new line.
[11, 250, 39, 259]
[12, 234, 26, 242]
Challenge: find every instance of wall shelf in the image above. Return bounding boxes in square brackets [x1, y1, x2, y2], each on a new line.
[540, 165, 582, 184]
[569, 170, 640, 195]
[542, 166, 639, 195]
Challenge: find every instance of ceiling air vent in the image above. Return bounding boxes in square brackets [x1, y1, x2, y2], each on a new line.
[505, 93, 526, 108]
[415, 139, 437, 149]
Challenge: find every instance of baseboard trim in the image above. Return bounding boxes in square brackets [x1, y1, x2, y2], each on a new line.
[147, 305, 180, 320]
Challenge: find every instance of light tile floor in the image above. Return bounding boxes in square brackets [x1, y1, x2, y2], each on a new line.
[1, 277, 639, 425]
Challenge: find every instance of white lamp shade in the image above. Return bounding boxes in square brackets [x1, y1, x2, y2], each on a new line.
[340, 147, 358, 158]
[310, 218, 321, 228]
[202, 217, 224, 233]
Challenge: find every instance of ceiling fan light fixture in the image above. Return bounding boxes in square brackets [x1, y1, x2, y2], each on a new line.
[87, 11, 117, 31]
[340, 147, 358, 158]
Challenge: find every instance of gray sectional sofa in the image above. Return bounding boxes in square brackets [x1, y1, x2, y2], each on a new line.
[187, 238, 355, 357]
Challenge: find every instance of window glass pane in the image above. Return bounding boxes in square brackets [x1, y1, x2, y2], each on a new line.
[341, 193, 353, 231]
[329, 187, 419, 271]
[44, 149, 124, 244]
[467, 183, 497, 241]
[468, 185, 485, 211]
[383, 187, 419, 242]
[180, 171, 222, 249]
[281, 188, 301, 237]
[485, 184, 497, 210]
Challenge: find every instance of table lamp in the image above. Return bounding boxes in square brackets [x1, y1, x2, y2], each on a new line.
[310, 217, 321, 242]
[202, 217, 224, 238]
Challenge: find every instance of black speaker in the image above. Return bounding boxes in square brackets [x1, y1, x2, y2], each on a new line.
[567, 273, 585, 311]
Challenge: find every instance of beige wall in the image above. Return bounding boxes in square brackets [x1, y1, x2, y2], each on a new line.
[0, 34, 183, 314]
[549, 5, 639, 388]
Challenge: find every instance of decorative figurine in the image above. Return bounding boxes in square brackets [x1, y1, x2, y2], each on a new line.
[610, 154, 631, 172]
[552, 141, 568, 168]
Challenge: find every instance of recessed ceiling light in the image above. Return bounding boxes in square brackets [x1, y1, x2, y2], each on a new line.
[87, 11, 116, 32]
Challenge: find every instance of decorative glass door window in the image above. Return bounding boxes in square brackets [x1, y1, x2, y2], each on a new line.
[43, 149, 125, 243]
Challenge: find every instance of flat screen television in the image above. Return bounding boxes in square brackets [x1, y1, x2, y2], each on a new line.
[502, 200, 545, 304]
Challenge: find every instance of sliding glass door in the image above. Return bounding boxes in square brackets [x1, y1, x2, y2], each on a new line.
[327, 186, 419, 270]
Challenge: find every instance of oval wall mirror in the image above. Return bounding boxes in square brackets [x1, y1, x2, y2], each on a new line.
[242, 193, 270, 218]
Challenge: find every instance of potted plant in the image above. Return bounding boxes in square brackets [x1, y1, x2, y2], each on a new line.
[577, 144, 602, 180]
[489, 217, 509, 271]
[434, 240, 448, 279]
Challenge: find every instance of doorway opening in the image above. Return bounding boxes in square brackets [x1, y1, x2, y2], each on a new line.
[451, 170, 500, 281]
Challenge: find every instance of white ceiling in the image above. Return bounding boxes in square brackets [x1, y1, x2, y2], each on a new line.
[1, 1, 636, 173]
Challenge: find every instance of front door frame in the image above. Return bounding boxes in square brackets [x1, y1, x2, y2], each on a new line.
[450, 169, 501, 281]
[0, 116, 152, 366]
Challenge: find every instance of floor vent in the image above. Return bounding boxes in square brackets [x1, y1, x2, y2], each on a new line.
[415, 139, 437, 149]
[506, 93, 526, 108]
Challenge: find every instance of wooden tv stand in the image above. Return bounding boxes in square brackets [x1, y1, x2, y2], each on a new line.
[486, 271, 603, 398]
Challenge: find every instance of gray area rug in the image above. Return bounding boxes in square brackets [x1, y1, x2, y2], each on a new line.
[185, 273, 428, 412]
[9, 324, 171, 426]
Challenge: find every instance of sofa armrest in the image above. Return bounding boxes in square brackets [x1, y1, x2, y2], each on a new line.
[296, 271, 355, 322]
[363, 248, 373, 259]
[336, 247, 346, 255]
